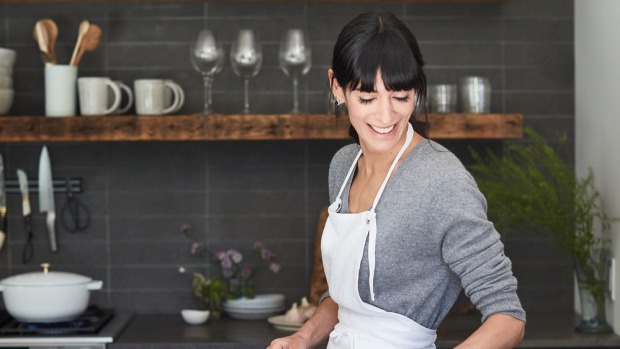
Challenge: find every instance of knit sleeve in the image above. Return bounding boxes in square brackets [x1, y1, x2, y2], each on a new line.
[435, 168, 526, 323]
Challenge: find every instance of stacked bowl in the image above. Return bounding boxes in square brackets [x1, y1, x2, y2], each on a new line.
[0, 48, 15, 115]
[223, 293, 285, 320]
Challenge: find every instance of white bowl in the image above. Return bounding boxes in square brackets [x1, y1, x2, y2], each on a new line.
[0, 75, 12, 89]
[224, 294, 285, 308]
[0, 48, 16, 69]
[225, 307, 283, 320]
[0, 89, 14, 115]
[181, 309, 209, 325]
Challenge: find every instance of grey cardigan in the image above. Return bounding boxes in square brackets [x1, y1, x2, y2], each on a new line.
[325, 139, 526, 330]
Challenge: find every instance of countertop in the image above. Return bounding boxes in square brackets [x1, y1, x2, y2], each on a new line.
[111, 312, 620, 349]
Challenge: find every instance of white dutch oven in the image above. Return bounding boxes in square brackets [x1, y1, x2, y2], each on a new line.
[0, 263, 103, 323]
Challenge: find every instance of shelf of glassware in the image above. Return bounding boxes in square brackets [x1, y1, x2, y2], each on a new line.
[0, 113, 522, 142]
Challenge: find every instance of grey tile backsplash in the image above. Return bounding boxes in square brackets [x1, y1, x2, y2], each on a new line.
[0, 0, 574, 316]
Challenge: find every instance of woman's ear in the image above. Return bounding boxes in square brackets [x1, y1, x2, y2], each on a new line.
[328, 69, 346, 104]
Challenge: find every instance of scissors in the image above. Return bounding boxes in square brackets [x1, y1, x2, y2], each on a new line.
[60, 177, 90, 232]
[22, 214, 33, 264]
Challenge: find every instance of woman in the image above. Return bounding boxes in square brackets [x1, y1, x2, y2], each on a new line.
[268, 12, 525, 349]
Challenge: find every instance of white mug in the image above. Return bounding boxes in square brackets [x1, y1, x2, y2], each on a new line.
[163, 79, 185, 113]
[78, 77, 121, 116]
[134, 79, 184, 115]
[45, 65, 78, 117]
[108, 80, 133, 114]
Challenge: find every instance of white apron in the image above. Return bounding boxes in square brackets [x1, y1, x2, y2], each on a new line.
[321, 123, 437, 349]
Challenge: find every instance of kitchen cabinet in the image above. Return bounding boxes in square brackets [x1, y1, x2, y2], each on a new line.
[0, 113, 522, 142]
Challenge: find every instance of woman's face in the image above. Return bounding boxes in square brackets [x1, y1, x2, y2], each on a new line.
[334, 70, 416, 154]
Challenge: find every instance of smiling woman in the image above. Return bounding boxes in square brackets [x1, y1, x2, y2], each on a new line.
[268, 11, 525, 349]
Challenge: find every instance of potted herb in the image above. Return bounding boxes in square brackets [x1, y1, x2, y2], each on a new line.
[181, 224, 282, 319]
[468, 128, 616, 333]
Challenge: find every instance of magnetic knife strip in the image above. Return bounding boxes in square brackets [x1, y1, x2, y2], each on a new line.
[3, 178, 83, 194]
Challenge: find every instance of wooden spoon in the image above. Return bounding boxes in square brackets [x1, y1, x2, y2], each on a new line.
[33, 20, 52, 65]
[72, 24, 101, 66]
[69, 20, 90, 66]
[41, 19, 58, 64]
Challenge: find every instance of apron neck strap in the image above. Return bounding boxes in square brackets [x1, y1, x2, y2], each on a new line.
[369, 123, 414, 212]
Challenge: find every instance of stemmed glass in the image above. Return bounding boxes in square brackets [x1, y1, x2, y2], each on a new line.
[279, 29, 311, 114]
[190, 30, 224, 115]
[230, 29, 263, 114]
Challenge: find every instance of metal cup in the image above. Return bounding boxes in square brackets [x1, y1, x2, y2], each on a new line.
[428, 84, 457, 113]
[459, 76, 491, 113]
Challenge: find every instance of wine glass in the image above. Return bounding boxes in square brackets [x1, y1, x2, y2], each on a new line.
[190, 30, 224, 115]
[279, 29, 311, 114]
[230, 29, 263, 114]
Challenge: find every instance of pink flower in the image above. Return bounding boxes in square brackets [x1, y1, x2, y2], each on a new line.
[269, 262, 281, 274]
[191, 242, 203, 255]
[228, 249, 243, 264]
[241, 265, 252, 278]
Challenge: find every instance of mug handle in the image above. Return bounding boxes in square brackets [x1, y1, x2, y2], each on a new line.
[104, 79, 122, 115]
[115, 81, 134, 114]
[162, 80, 184, 114]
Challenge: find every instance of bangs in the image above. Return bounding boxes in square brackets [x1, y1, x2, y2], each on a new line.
[345, 31, 422, 93]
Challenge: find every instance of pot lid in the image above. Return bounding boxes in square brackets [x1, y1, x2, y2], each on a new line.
[1, 263, 92, 287]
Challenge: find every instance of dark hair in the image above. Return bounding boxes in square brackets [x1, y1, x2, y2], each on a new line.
[330, 12, 429, 143]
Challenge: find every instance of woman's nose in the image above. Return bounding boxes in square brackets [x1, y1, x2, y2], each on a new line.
[377, 99, 394, 124]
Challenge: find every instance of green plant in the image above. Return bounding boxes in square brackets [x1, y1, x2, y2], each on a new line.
[192, 274, 228, 319]
[468, 128, 616, 330]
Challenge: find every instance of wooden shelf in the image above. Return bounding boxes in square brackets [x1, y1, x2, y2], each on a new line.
[0, 113, 523, 142]
[0, 0, 504, 3]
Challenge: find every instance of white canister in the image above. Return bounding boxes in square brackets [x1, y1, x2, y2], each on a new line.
[45, 65, 78, 117]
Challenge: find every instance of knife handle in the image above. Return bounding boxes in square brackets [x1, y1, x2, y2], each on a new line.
[21, 196, 31, 217]
[46, 212, 57, 253]
[0, 208, 6, 251]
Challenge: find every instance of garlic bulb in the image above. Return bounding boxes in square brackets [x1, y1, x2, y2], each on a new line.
[284, 302, 305, 323]
[299, 297, 317, 320]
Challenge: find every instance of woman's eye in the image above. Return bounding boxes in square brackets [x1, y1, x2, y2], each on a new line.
[358, 98, 374, 104]
[394, 96, 410, 103]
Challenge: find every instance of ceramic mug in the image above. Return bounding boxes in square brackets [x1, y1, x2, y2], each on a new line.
[134, 79, 184, 115]
[107, 80, 133, 114]
[45, 65, 78, 117]
[163, 80, 185, 113]
[78, 77, 122, 116]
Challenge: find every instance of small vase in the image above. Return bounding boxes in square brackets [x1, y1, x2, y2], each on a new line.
[574, 250, 612, 334]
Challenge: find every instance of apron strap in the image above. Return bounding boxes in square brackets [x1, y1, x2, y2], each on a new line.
[370, 123, 414, 213]
[367, 123, 414, 301]
[333, 149, 363, 212]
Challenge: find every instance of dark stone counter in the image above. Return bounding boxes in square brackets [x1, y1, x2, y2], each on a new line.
[111, 312, 620, 349]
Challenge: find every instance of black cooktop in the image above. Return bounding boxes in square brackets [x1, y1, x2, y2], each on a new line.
[0, 306, 114, 336]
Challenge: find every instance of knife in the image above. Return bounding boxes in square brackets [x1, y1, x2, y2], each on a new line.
[0, 154, 6, 251]
[17, 169, 34, 263]
[38, 146, 57, 252]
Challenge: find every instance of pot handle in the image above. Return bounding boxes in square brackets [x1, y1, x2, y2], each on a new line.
[87, 280, 103, 290]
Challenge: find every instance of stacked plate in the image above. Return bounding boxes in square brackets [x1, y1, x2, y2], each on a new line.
[223, 293, 285, 320]
[0, 47, 15, 115]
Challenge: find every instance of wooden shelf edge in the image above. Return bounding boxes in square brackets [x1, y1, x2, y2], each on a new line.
[0, 113, 523, 142]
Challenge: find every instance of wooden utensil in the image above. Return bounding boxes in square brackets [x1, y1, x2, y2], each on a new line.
[33, 19, 52, 65]
[69, 21, 90, 65]
[42, 19, 58, 64]
[70, 23, 102, 66]
[77, 24, 102, 64]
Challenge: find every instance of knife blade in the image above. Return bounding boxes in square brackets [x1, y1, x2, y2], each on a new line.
[0, 154, 6, 251]
[17, 169, 34, 263]
[38, 146, 57, 252]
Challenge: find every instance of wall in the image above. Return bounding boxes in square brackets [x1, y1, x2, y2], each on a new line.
[575, 0, 620, 333]
[0, 0, 575, 317]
